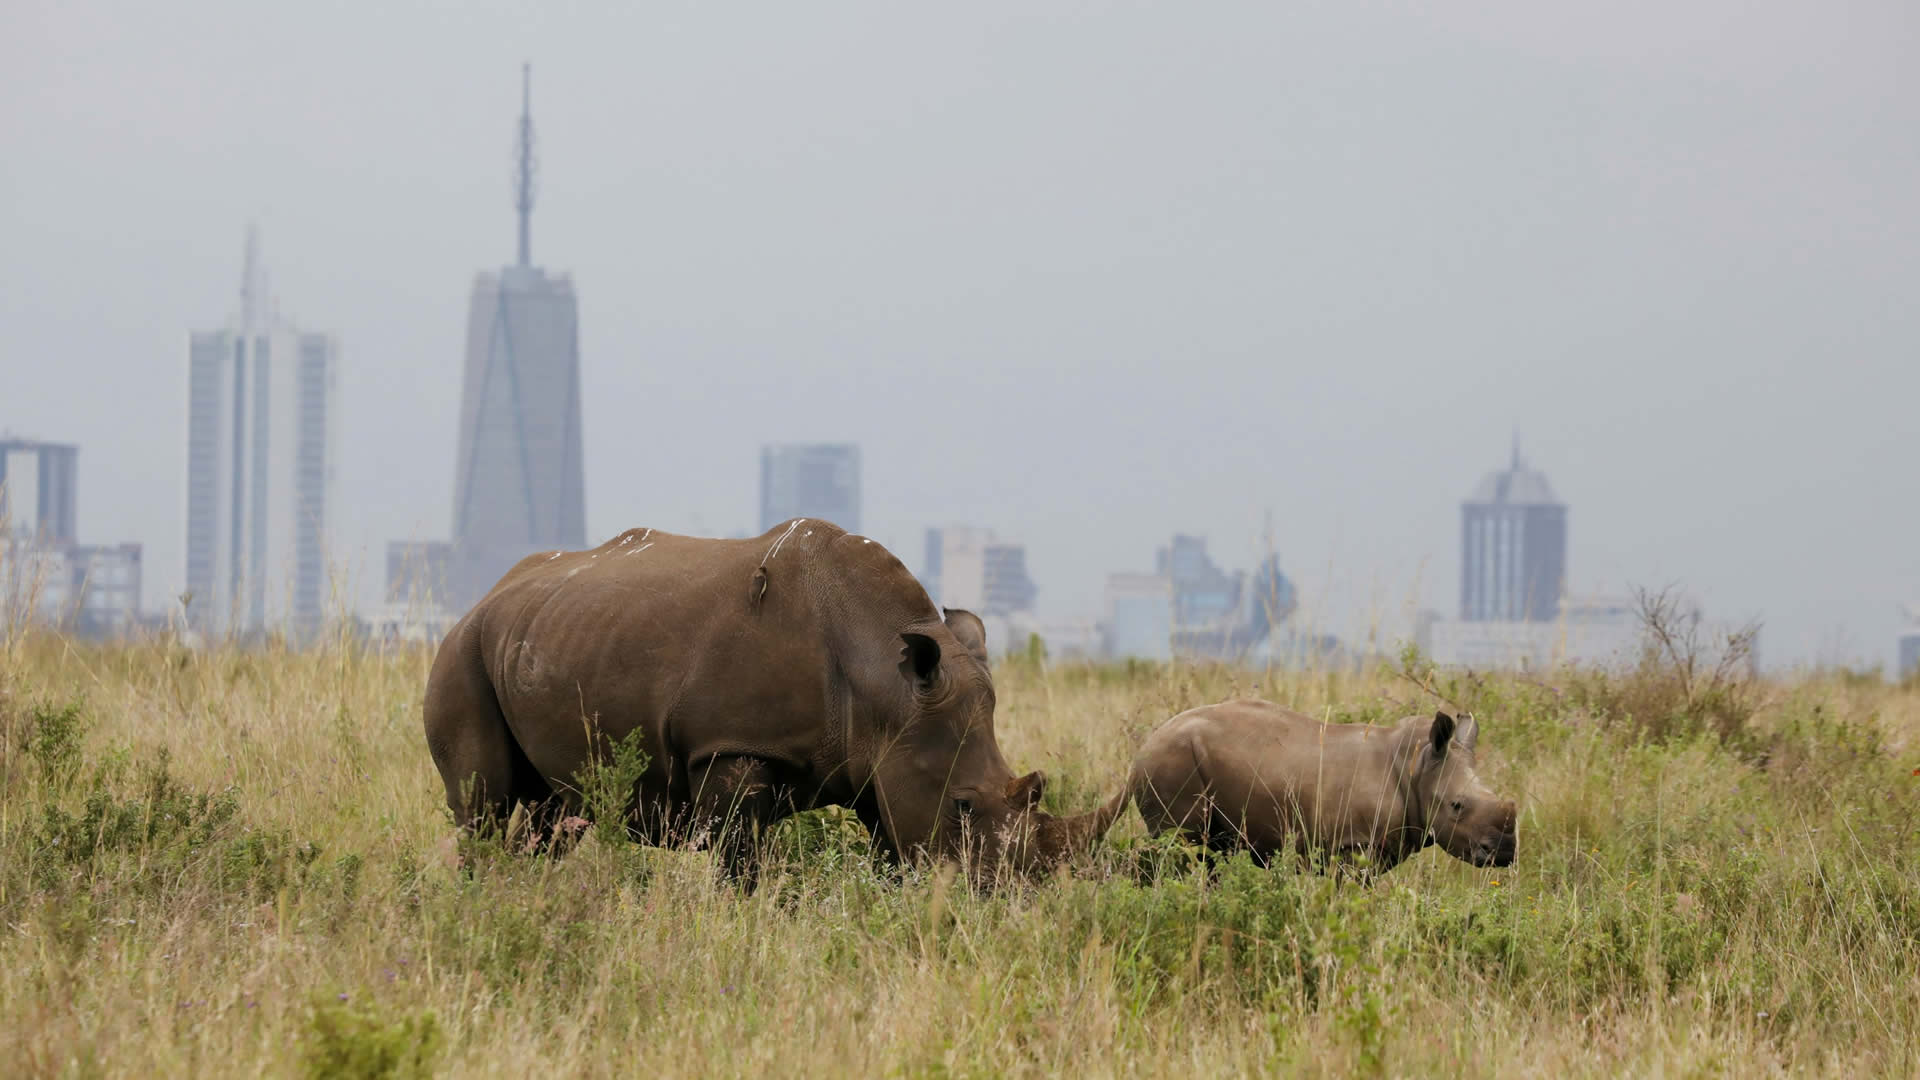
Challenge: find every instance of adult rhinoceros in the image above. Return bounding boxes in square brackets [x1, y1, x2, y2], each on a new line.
[424, 519, 1118, 882]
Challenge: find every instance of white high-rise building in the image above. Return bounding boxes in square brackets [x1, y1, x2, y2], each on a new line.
[183, 229, 338, 638]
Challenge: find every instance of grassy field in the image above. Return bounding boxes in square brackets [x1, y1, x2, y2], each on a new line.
[2, 628, 1917, 1078]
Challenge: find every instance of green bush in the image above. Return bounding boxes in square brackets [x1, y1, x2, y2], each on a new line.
[302, 996, 443, 1080]
[575, 722, 651, 849]
[3, 698, 89, 791]
[33, 752, 239, 877]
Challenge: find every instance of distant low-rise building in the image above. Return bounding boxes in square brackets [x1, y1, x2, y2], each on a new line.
[1, 536, 142, 639]
[1099, 535, 1295, 661]
[919, 526, 1049, 661]
[368, 603, 460, 649]
[1, 436, 143, 640]
[1163, 535, 1295, 658]
[1, 536, 66, 628]
[1420, 594, 1755, 672]
[1103, 572, 1174, 660]
[1423, 595, 1638, 670]
[1005, 615, 1102, 661]
[922, 526, 1038, 615]
[387, 540, 454, 609]
[67, 543, 143, 637]
[1899, 607, 1920, 680]
[1254, 628, 1356, 670]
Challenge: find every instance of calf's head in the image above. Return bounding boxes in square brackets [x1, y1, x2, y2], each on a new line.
[1408, 711, 1517, 868]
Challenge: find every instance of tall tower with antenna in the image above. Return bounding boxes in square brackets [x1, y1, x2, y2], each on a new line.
[447, 64, 587, 611]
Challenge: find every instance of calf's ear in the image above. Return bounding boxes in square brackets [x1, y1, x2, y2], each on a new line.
[900, 633, 942, 686]
[1007, 770, 1047, 810]
[943, 608, 991, 666]
[1431, 711, 1457, 757]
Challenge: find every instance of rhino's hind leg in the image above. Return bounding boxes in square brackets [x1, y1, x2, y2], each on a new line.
[425, 644, 554, 849]
[1133, 767, 1225, 850]
[688, 755, 784, 887]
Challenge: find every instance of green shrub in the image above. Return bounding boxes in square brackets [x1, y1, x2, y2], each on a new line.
[301, 995, 443, 1080]
[8, 698, 88, 791]
[574, 721, 651, 849]
[33, 752, 238, 876]
[27, 750, 334, 902]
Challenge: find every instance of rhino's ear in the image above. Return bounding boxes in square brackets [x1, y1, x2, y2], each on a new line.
[1454, 712, 1479, 751]
[943, 608, 990, 666]
[1430, 711, 1457, 758]
[900, 632, 942, 687]
[1007, 770, 1047, 810]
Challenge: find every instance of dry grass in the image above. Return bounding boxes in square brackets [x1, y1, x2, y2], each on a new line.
[2, 630, 1917, 1078]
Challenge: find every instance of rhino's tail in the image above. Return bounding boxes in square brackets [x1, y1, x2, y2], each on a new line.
[1065, 785, 1132, 852]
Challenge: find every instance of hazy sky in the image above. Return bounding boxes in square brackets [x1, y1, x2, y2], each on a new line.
[4, 2, 1916, 667]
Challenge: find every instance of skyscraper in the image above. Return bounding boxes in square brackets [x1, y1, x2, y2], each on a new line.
[447, 65, 587, 610]
[1460, 441, 1566, 622]
[0, 438, 78, 544]
[759, 444, 860, 534]
[183, 229, 338, 637]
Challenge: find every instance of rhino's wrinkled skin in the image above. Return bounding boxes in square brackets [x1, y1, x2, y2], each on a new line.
[1124, 700, 1517, 872]
[424, 520, 1112, 882]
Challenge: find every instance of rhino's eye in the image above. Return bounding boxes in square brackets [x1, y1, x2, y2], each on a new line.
[954, 798, 973, 816]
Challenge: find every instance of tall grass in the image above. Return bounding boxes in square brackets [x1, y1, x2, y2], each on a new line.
[2, 630, 1916, 1077]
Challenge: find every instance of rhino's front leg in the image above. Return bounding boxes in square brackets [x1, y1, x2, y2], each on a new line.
[688, 754, 784, 888]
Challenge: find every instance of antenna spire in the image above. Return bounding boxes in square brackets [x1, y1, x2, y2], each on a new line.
[514, 63, 537, 267]
[240, 223, 264, 332]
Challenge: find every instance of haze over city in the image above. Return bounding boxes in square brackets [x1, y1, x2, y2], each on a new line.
[5, 2, 1917, 667]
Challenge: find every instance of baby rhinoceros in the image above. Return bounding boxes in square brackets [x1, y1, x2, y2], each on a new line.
[1128, 700, 1517, 873]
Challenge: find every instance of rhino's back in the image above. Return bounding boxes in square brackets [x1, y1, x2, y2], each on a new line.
[484, 525, 782, 607]
[453, 521, 867, 780]
[1131, 699, 1399, 851]
[475, 520, 849, 646]
[1137, 698, 1318, 766]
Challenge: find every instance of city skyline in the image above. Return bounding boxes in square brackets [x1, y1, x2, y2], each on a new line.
[5, 3, 1916, 668]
